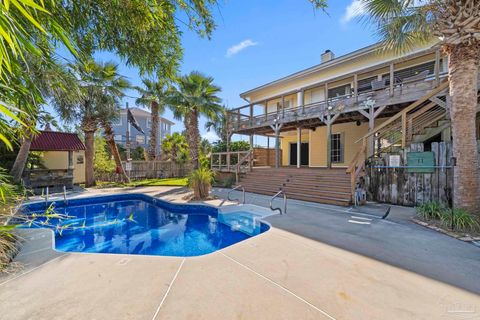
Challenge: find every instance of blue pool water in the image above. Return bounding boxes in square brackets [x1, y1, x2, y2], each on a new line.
[20, 194, 269, 257]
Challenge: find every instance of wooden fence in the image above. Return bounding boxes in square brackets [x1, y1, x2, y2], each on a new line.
[366, 142, 455, 206]
[96, 161, 192, 182]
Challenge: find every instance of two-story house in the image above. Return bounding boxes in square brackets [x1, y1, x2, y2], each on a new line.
[113, 107, 174, 155]
[214, 41, 480, 206]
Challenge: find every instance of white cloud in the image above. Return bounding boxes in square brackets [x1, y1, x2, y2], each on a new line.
[203, 130, 220, 143]
[226, 39, 258, 58]
[341, 0, 366, 24]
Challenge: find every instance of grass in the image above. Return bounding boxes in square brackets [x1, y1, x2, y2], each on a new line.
[95, 177, 188, 189]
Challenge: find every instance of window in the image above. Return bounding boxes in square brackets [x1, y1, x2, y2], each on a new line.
[114, 135, 123, 141]
[147, 117, 152, 128]
[328, 84, 351, 99]
[76, 155, 84, 164]
[113, 116, 122, 126]
[330, 133, 344, 163]
[136, 135, 145, 144]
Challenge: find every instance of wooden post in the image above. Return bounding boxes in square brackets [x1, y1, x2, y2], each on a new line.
[401, 113, 407, 148]
[270, 122, 283, 169]
[264, 100, 268, 121]
[282, 95, 285, 118]
[324, 82, 329, 109]
[249, 104, 253, 126]
[389, 63, 394, 96]
[297, 127, 301, 168]
[297, 90, 304, 114]
[227, 152, 231, 171]
[358, 105, 386, 158]
[267, 136, 270, 166]
[434, 49, 440, 87]
[353, 74, 358, 103]
[320, 114, 339, 168]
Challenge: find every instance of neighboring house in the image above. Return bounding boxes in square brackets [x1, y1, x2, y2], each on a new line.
[218, 41, 480, 206]
[112, 107, 174, 155]
[29, 130, 86, 185]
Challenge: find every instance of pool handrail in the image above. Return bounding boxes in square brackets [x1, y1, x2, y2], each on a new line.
[270, 190, 287, 215]
[227, 185, 246, 204]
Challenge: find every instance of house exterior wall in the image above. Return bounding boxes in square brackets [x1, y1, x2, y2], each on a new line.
[112, 109, 173, 154]
[41, 150, 85, 184]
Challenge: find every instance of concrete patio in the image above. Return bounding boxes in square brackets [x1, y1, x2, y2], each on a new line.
[1, 186, 479, 320]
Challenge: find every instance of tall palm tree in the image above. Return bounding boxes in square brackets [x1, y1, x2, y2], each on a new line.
[166, 71, 223, 169]
[135, 79, 168, 161]
[310, 0, 480, 213]
[55, 60, 130, 187]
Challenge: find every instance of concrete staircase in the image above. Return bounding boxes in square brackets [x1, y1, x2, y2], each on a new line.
[237, 167, 352, 206]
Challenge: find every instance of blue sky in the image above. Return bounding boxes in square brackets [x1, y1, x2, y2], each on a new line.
[55, 0, 375, 144]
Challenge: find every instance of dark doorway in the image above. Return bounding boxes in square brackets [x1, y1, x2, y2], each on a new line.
[289, 143, 309, 166]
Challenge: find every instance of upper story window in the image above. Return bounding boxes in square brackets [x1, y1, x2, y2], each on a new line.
[330, 133, 344, 164]
[147, 117, 152, 129]
[114, 135, 123, 141]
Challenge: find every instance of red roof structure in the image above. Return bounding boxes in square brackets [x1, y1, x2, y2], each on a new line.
[30, 131, 86, 151]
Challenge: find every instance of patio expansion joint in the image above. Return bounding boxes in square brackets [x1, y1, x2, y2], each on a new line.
[151, 258, 186, 320]
[220, 252, 337, 320]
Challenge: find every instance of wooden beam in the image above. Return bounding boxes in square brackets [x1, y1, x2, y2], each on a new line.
[353, 73, 358, 103]
[430, 96, 447, 109]
[389, 63, 394, 97]
[434, 49, 440, 87]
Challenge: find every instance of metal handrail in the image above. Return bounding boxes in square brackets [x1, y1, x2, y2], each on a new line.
[270, 190, 287, 215]
[227, 185, 245, 204]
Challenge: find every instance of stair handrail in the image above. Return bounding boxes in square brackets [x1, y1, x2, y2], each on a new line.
[355, 79, 449, 144]
[235, 149, 253, 182]
[227, 185, 245, 204]
[270, 190, 287, 215]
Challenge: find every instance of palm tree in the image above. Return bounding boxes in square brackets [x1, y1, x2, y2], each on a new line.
[161, 132, 189, 163]
[55, 60, 130, 187]
[205, 108, 229, 143]
[135, 79, 168, 161]
[166, 71, 223, 169]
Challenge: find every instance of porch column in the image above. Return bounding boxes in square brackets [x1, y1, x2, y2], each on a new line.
[320, 114, 340, 168]
[297, 91, 304, 113]
[358, 105, 386, 157]
[270, 122, 283, 169]
[297, 127, 301, 168]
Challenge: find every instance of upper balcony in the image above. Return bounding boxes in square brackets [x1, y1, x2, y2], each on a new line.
[227, 50, 449, 135]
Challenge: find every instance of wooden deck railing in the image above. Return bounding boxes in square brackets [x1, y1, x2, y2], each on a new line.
[210, 150, 252, 173]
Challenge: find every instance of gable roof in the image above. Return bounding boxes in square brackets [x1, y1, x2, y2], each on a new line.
[119, 107, 175, 125]
[30, 131, 86, 151]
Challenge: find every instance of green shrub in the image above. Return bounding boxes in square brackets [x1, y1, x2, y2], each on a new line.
[416, 201, 446, 220]
[188, 168, 215, 200]
[440, 209, 480, 231]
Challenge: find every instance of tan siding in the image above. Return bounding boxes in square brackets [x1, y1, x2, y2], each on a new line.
[280, 132, 309, 166]
[41, 150, 85, 184]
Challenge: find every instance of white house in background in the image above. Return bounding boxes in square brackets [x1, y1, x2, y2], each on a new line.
[113, 107, 174, 155]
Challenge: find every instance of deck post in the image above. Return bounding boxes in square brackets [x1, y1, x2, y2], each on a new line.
[358, 105, 386, 157]
[297, 91, 304, 114]
[282, 95, 285, 118]
[353, 74, 358, 103]
[249, 104, 253, 126]
[320, 113, 340, 168]
[434, 49, 440, 87]
[270, 121, 283, 169]
[297, 127, 301, 168]
[264, 100, 268, 121]
[389, 63, 394, 97]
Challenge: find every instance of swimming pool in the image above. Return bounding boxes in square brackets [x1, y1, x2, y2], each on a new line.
[19, 194, 269, 257]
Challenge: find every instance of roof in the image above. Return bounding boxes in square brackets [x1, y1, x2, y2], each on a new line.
[30, 131, 86, 151]
[120, 107, 175, 125]
[240, 41, 438, 100]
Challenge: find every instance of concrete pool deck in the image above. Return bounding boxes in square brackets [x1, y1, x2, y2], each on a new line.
[1, 186, 479, 319]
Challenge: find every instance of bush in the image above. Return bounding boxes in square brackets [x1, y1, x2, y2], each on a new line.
[440, 209, 480, 232]
[188, 168, 215, 200]
[416, 201, 446, 220]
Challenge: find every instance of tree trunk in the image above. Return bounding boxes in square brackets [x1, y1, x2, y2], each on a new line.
[148, 101, 159, 161]
[103, 122, 130, 183]
[186, 109, 200, 170]
[10, 132, 33, 183]
[447, 43, 480, 214]
[83, 125, 96, 188]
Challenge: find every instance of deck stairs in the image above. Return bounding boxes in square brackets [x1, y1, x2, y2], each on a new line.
[237, 167, 351, 206]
